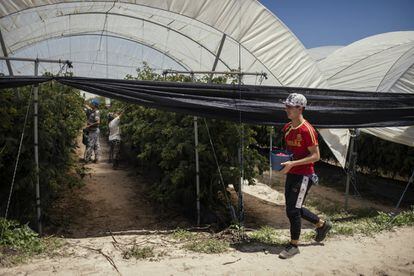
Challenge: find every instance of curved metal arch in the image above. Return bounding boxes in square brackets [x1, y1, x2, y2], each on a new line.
[11, 51, 149, 77]
[58, 11, 233, 71]
[326, 44, 411, 81]
[10, 32, 192, 73]
[388, 64, 414, 92]
[1, 1, 282, 83]
[376, 44, 414, 92]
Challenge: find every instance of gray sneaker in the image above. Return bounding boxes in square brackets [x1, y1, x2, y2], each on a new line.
[279, 244, 300, 259]
[315, 220, 332, 242]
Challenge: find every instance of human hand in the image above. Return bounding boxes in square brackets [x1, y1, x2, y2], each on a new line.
[280, 161, 294, 174]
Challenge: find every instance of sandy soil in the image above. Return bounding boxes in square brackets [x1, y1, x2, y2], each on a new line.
[1, 227, 413, 276]
[1, 139, 413, 275]
[44, 137, 189, 238]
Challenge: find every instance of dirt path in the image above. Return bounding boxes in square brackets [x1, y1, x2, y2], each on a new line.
[1, 227, 413, 275]
[46, 137, 188, 238]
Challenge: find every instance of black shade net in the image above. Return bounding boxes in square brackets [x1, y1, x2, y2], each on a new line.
[1, 76, 413, 128]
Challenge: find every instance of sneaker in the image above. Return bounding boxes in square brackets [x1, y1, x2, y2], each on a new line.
[315, 220, 332, 242]
[279, 244, 300, 259]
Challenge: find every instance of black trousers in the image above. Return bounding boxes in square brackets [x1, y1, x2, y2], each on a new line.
[285, 173, 320, 240]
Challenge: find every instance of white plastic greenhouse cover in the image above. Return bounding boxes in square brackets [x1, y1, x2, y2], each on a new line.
[0, 0, 328, 87]
[0, 0, 350, 167]
[307, 46, 343, 62]
[318, 31, 414, 148]
[1, 35, 186, 78]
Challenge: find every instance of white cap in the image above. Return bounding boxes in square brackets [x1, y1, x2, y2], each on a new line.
[283, 93, 307, 107]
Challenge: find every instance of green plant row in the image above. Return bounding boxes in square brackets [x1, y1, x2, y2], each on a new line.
[0, 78, 85, 225]
[113, 63, 268, 223]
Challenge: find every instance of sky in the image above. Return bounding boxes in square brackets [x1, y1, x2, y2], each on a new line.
[260, 0, 414, 48]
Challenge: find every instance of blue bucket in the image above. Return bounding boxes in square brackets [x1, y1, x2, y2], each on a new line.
[270, 149, 293, 171]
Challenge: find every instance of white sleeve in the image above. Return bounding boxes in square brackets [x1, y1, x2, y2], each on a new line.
[94, 110, 100, 121]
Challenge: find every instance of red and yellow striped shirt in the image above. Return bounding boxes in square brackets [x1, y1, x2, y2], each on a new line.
[282, 120, 318, 175]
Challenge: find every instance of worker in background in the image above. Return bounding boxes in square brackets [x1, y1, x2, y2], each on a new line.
[84, 98, 101, 163]
[108, 111, 122, 169]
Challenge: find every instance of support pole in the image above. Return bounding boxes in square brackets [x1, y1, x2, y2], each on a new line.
[345, 156, 351, 210]
[237, 74, 244, 224]
[194, 116, 201, 226]
[0, 56, 72, 65]
[396, 169, 414, 209]
[189, 72, 201, 226]
[0, 29, 19, 99]
[162, 69, 267, 79]
[238, 146, 244, 223]
[33, 59, 42, 235]
[269, 126, 273, 185]
[345, 129, 358, 210]
[209, 34, 226, 80]
[0, 30, 14, 77]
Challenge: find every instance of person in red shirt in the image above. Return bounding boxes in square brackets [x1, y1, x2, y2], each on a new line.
[278, 93, 332, 259]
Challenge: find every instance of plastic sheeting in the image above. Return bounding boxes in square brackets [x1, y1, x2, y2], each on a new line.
[307, 46, 344, 62]
[0, 0, 327, 87]
[319, 32, 414, 91]
[0, 35, 185, 78]
[318, 31, 414, 149]
[1, 76, 414, 128]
